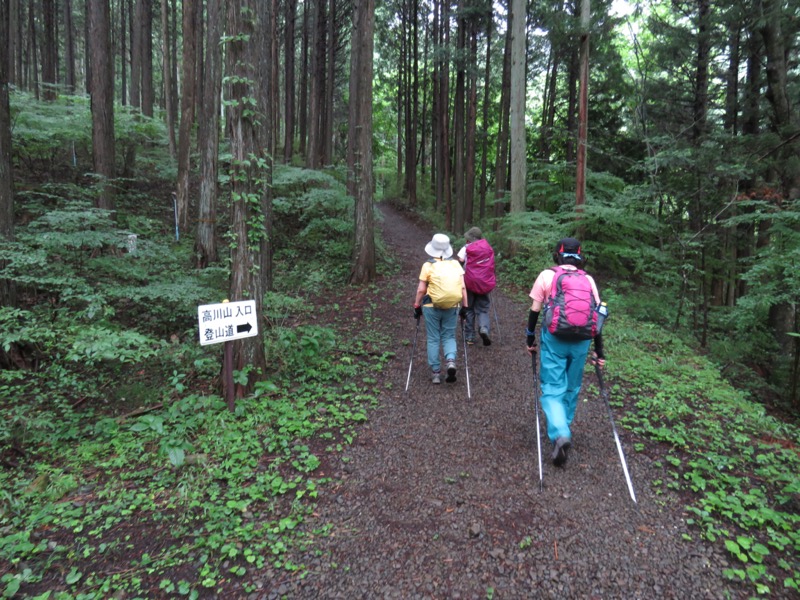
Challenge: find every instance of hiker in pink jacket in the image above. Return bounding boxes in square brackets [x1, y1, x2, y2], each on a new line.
[457, 227, 496, 346]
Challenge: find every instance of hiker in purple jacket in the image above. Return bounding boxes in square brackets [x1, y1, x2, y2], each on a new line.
[457, 227, 496, 346]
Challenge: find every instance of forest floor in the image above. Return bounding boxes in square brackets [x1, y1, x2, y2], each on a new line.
[233, 202, 750, 599]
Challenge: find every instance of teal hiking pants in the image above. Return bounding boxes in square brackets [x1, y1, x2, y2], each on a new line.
[539, 330, 591, 442]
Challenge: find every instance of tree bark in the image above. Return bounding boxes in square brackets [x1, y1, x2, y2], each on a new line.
[564, 40, 582, 163]
[41, 0, 57, 100]
[348, 0, 376, 284]
[225, 0, 267, 398]
[493, 11, 510, 219]
[453, 2, 466, 232]
[419, 14, 429, 180]
[0, 0, 15, 305]
[8, 0, 18, 86]
[193, 1, 204, 130]
[760, 0, 800, 196]
[464, 16, 478, 225]
[257, 0, 277, 292]
[323, 0, 336, 164]
[431, 0, 439, 202]
[508, 0, 526, 214]
[177, 0, 198, 232]
[396, 31, 403, 186]
[306, 0, 325, 168]
[88, 0, 115, 211]
[409, 0, 419, 205]
[436, 0, 451, 226]
[161, 0, 176, 157]
[692, 0, 710, 142]
[130, 0, 143, 107]
[575, 0, 589, 217]
[27, 3, 39, 98]
[759, 0, 800, 357]
[478, 9, 492, 219]
[170, 0, 178, 125]
[723, 24, 740, 134]
[283, 0, 297, 162]
[735, 26, 763, 300]
[299, 5, 309, 157]
[196, 0, 223, 268]
[120, 0, 127, 103]
[140, 0, 153, 116]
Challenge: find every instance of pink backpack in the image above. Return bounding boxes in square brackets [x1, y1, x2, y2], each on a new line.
[463, 239, 496, 294]
[543, 266, 598, 340]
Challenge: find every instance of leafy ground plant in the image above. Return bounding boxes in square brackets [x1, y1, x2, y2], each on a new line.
[0, 317, 391, 598]
[606, 313, 800, 596]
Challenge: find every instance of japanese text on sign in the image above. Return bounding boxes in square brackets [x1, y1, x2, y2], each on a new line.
[197, 300, 258, 346]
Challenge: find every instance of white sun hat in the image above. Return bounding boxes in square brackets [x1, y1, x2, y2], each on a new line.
[425, 233, 453, 259]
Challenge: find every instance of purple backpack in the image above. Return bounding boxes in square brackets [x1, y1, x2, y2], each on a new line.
[543, 266, 598, 340]
[463, 239, 496, 294]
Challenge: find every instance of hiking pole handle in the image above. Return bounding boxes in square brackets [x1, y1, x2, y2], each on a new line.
[595, 363, 637, 504]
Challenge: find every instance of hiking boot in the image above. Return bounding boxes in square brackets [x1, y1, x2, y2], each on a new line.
[445, 361, 457, 383]
[552, 436, 571, 467]
[432, 371, 441, 384]
[479, 327, 492, 346]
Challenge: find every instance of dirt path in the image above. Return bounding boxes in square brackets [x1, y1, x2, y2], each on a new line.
[253, 203, 741, 599]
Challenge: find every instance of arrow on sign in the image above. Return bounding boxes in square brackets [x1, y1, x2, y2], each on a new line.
[236, 323, 253, 334]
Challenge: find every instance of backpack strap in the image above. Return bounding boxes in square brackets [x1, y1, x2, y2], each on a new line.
[548, 266, 564, 300]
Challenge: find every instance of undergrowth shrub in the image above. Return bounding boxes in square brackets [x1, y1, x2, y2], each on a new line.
[10, 92, 93, 177]
[271, 165, 385, 287]
[493, 210, 561, 288]
[262, 291, 310, 328]
[264, 325, 337, 378]
[526, 162, 576, 213]
[3, 197, 225, 336]
[11, 90, 172, 182]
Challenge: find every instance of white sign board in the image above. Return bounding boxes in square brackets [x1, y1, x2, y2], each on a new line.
[198, 300, 258, 346]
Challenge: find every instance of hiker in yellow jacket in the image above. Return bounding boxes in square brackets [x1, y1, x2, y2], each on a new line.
[414, 234, 468, 384]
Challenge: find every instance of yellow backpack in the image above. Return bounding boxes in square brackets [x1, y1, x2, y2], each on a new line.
[426, 258, 463, 309]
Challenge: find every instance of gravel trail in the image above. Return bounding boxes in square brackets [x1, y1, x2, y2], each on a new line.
[252, 202, 744, 599]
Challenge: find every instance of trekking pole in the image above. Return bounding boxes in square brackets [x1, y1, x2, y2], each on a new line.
[595, 364, 637, 504]
[531, 350, 543, 492]
[491, 292, 500, 343]
[461, 318, 472, 400]
[405, 317, 421, 393]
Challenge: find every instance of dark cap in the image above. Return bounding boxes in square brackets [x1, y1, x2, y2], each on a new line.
[555, 237, 581, 255]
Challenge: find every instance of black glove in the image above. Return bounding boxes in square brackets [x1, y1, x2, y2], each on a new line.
[459, 306, 468, 320]
[526, 309, 540, 347]
[414, 305, 422, 320]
